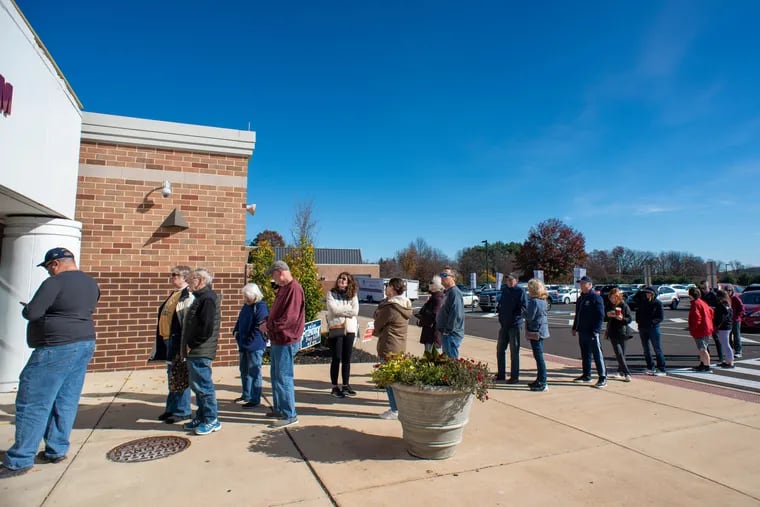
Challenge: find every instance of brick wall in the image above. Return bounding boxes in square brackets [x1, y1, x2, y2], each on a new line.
[76, 142, 249, 371]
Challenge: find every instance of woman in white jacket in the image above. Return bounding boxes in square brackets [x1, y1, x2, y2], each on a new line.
[326, 272, 360, 398]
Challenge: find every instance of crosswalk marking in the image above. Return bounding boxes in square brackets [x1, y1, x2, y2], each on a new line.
[667, 359, 760, 392]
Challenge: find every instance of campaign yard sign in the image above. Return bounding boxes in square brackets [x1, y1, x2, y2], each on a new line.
[300, 319, 322, 350]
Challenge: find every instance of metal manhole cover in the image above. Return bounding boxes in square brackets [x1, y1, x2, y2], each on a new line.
[106, 436, 191, 463]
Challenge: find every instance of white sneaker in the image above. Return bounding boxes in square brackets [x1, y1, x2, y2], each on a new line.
[653, 370, 667, 377]
[612, 372, 625, 379]
[379, 409, 398, 420]
[646, 369, 655, 376]
[624, 374, 632, 382]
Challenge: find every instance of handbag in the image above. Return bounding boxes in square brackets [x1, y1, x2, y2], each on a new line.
[624, 324, 636, 340]
[525, 324, 540, 341]
[168, 359, 189, 392]
[328, 324, 346, 339]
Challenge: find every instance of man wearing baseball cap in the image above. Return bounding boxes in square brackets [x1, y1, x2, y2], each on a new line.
[264, 261, 305, 429]
[571, 276, 607, 388]
[1, 248, 100, 478]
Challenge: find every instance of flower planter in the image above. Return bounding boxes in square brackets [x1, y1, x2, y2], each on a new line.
[391, 383, 474, 460]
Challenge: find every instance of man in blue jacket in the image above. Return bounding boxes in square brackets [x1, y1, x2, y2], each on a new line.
[496, 274, 527, 383]
[571, 276, 607, 388]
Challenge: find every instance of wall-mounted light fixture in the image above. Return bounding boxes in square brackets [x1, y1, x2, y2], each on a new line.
[246, 203, 257, 216]
[160, 180, 172, 198]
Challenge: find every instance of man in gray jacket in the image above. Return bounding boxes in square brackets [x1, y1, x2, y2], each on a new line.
[181, 268, 222, 436]
[436, 267, 465, 358]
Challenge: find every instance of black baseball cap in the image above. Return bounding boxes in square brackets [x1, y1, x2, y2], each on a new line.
[37, 247, 75, 267]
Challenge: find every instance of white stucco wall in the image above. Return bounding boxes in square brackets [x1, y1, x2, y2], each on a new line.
[0, 0, 82, 218]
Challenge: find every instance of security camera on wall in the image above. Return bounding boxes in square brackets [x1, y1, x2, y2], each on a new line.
[246, 204, 257, 216]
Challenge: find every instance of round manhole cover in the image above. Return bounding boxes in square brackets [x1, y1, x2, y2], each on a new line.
[106, 436, 191, 463]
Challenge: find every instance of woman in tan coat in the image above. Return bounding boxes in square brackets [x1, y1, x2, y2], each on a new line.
[373, 277, 413, 420]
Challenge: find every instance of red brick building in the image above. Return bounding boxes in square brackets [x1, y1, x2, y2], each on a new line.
[77, 112, 255, 371]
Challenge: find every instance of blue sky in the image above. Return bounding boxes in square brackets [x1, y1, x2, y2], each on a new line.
[19, 1, 760, 267]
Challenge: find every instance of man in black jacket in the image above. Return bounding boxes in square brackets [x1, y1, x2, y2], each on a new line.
[635, 286, 667, 376]
[181, 268, 222, 436]
[495, 274, 527, 383]
[571, 276, 607, 388]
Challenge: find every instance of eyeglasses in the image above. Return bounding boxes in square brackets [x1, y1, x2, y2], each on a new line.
[439, 273, 453, 278]
[338, 276, 348, 281]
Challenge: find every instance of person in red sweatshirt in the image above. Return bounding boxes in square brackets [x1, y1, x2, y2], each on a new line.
[688, 287, 714, 372]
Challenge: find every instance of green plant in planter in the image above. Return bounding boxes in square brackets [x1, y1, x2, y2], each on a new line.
[371, 349, 492, 402]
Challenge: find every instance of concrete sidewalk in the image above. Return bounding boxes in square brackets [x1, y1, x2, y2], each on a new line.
[2, 321, 760, 506]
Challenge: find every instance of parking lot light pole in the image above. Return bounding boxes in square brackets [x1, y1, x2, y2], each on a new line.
[482, 240, 489, 283]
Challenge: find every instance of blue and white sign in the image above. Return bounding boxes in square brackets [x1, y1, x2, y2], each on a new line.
[470, 272, 477, 289]
[300, 319, 322, 350]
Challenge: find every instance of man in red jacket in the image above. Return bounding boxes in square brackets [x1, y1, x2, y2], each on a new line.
[265, 261, 305, 429]
[688, 287, 714, 372]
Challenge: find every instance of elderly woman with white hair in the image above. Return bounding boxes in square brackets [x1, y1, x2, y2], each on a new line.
[416, 275, 445, 353]
[232, 282, 269, 408]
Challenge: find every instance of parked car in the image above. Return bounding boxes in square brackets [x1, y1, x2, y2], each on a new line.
[627, 286, 680, 311]
[474, 283, 496, 295]
[478, 286, 501, 312]
[739, 290, 760, 331]
[556, 288, 580, 304]
[666, 284, 691, 298]
[457, 285, 480, 309]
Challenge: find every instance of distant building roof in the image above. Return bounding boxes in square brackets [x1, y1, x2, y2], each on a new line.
[273, 247, 365, 265]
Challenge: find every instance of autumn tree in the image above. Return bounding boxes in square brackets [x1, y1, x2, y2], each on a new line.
[515, 218, 587, 282]
[251, 229, 285, 247]
[390, 238, 450, 283]
[284, 237, 323, 322]
[247, 240, 277, 307]
[457, 241, 521, 283]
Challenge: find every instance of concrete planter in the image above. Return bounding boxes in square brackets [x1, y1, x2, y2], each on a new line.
[391, 383, 474, 459]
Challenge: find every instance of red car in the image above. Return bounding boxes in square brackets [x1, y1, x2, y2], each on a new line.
[739, 290, 760, 331]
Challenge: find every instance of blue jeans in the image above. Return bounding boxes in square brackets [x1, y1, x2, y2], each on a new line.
[442, 334, 462, 359]
[639, 327, 666, 372]
[731, 321, 742, 356]
[496, 326, 521, 379]
[239, 349, 264, 404]
[187, 357, 218, 424]
[270, 342, 300, 419]
[529, 338, 547, 385]
[578, 331, 606, 379]
[387, 386, 397, 411]
[164, 338, 190, 416]
[3, 340, 95, 471]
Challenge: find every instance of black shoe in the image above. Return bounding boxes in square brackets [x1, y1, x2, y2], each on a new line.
[157, 411, 172, 421]
[331, 386, 345, 398]
[35, 451, 66, 464]
[0, 465, 32, 479]
[718, 362, 736, 369]
[242, 401, 260, 409]
[233, 397, 246, 403]
[692, 363, 705, 371]
[164, 413, 192, 424]
[594, 378, 607, 389]
[530, 384, 548, 392]
[527, 381, 540, 388]
[505, 378, 520, 384]
[342, 385, 357, 397]
[573, 376, 592, 383]
[493, 375, 506, 382]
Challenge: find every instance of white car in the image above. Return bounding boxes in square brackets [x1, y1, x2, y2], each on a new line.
[458, 287, 480, 308]
[666, 284, 691, 298]
[557, 288, 580, 304]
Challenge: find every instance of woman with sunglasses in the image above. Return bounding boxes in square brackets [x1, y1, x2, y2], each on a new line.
[154, 266, 194, 424]
[325, 272, 360, 398]
[373, 278, 413, 419]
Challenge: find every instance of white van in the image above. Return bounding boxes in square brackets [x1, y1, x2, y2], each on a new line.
[357, 277, 419, 302]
